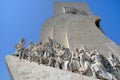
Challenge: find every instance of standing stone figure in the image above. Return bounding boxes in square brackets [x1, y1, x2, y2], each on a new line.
[27, 41, 34, 60]
[90, 50, 111, 79]
[14, 38, 26, 59]
[55, 51, 63, 69]
[61, 48, 71, 70]
[108, 53, 120, 71]
[69, 50, 80, 73]
[107, 52, 120, 79]
[77, 47, 91, 75]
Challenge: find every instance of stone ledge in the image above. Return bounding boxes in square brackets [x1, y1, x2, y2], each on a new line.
[6, 55, 98, 80]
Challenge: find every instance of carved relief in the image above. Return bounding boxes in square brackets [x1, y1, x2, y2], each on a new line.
[13, 37, 120, 80]
[63, 7, 88, 15]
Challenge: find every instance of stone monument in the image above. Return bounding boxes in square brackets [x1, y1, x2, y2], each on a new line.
[6, 2, 120, 80]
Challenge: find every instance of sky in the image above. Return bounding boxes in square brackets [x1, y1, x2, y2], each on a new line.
[0, 0, 120, 80]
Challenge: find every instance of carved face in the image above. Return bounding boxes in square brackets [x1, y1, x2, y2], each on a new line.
[55, 43, 61, 49]
[90, 51, 96, 57]
[72, 51, 78, 59]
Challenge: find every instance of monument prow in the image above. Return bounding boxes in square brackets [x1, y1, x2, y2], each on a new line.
[6, 2, 120, 80]
[6, 55, 98, 80]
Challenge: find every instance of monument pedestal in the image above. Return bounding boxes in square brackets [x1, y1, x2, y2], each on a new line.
[6, 55, 98, 80]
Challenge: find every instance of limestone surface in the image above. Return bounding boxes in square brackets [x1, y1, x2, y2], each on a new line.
[40, 2, 120, 58]
[6, 2, 120, 80]
[6, 55, 98, 80]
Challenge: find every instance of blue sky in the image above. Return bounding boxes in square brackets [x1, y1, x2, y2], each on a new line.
[0, 0, 120, 80]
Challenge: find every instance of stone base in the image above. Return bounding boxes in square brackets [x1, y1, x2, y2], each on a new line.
[6, 55, 98, 80]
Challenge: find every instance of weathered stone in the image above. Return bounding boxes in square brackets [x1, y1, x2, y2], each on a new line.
[6, 2, 120, 80]
[6, 55, 99, 80]
[40, 2, 120, 58]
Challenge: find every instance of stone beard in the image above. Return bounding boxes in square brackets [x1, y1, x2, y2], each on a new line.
[13, 37, 120, 80]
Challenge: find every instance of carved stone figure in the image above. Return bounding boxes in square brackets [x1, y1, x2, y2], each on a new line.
[14, 44, 20, 56]
[55, 52, 62, 68]
[42, 46, 53, 66]
[107, 53, 120, 79]
[79, 60, 91, 75]
[14, 38, 26, 59]
[30, 45, 38, 62]
[69, 50, 80, 73]
[12, 37, 120, 80]
[90, 50, 111, 79]
[27, 41, 34, 60]
[76, 47, 91, 75]
[108, 53, 120, 71]
[61, 48, 71, 70]
[77, 47, 90, 67]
